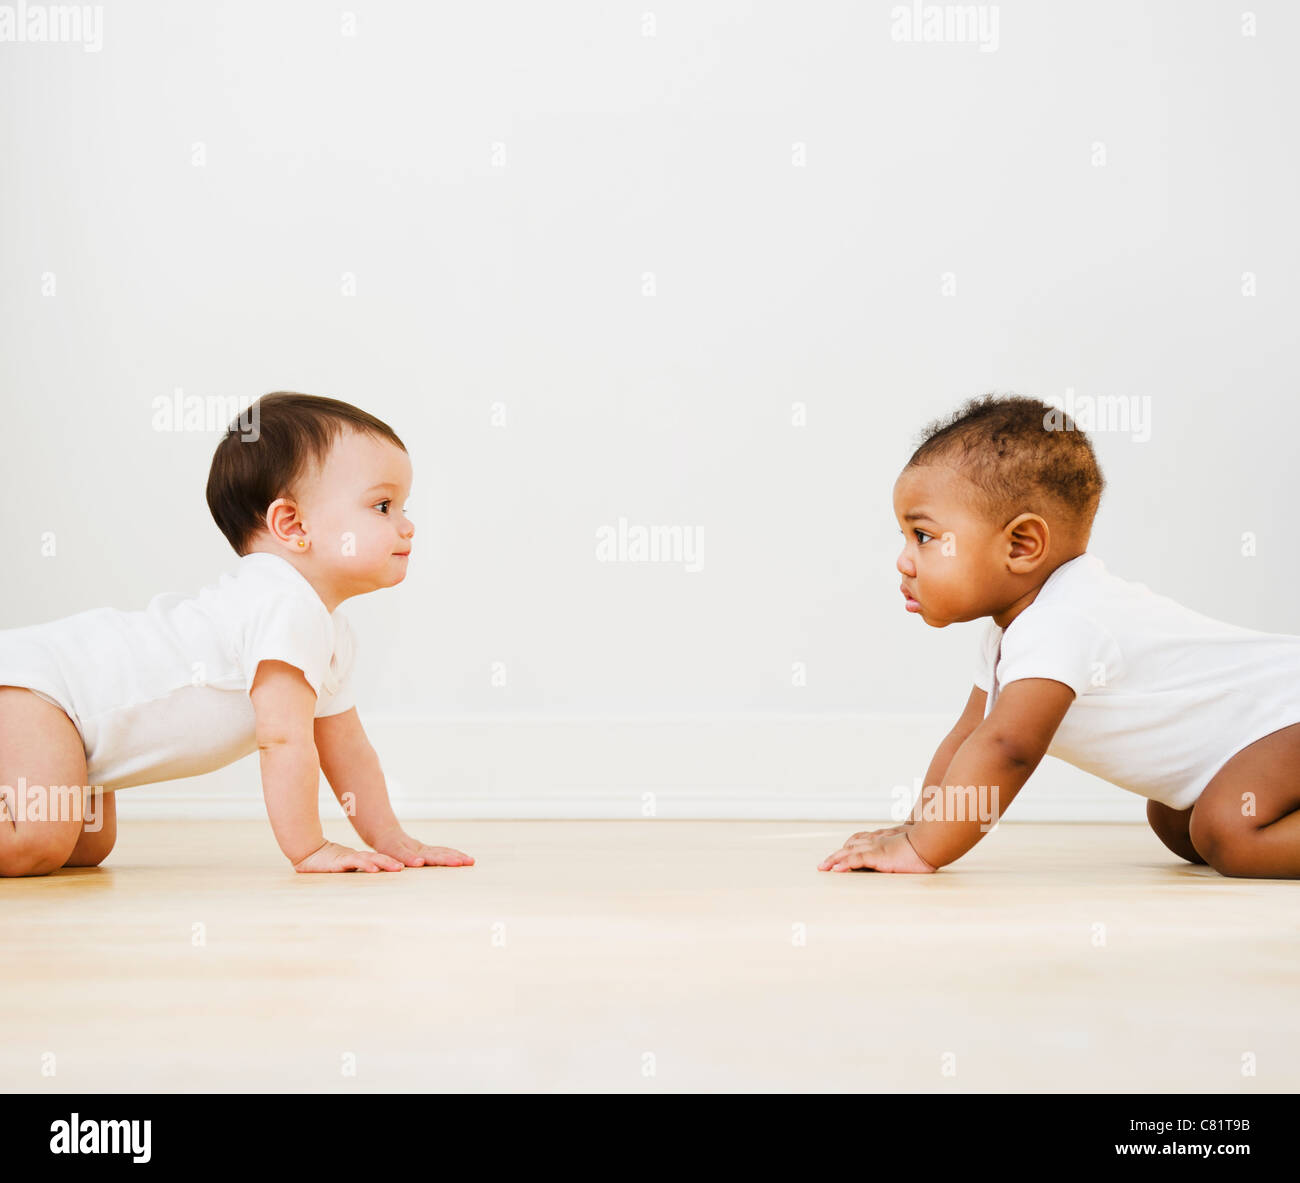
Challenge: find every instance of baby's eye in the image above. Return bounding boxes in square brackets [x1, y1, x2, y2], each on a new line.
[376, 500, 391, 514]
[914, 529, 933, 545]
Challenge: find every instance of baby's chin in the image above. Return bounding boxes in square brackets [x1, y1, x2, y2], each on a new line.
[912, 603, 955, 628]
[333, 559, 409, 591]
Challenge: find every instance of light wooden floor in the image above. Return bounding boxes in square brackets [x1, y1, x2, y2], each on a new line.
[3, 819, 1296, 1093]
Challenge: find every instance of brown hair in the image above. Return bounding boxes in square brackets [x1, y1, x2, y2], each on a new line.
[907, 393, 1105, 542]
[206, 391, 407, 555]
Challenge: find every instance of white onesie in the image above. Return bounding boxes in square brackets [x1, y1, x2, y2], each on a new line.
[0, 553, 356, 791]
[973, 552, 1300, 810]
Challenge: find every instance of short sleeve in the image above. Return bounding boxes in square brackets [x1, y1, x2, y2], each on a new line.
[315, 611, 358, 718]
[240, 590, 335, 698]
[995, 606, 1122, 698]
[973, 619, 1001, 692]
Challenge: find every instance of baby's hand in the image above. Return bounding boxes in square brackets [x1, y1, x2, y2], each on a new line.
[292, 841, 405, 874]
[846, 822, 913, 844]
[371, 828, 474, 868]
[816, 821, 912, 867]
[817, 829, 936, 874]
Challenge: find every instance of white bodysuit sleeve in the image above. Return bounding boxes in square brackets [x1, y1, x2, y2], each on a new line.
[240, 590, 335, 698]
[995, 606, 1123, 698]
[315, 611, 358, 718]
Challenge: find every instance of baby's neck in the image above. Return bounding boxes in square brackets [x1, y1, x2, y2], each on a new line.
[993, 550, 1087, 630]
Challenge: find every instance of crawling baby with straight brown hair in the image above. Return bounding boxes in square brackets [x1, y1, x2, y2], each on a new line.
[0, 391, 472, 876]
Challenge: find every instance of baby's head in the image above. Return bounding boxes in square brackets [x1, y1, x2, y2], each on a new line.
[207, 392, 414, 603]
[895, 393, 1104, 628]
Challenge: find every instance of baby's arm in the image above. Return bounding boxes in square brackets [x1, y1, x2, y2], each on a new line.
[905, 678, 1076, 869]
[820, 678, 1074, 872]
[249, 661, 403, 873]
[909, 682, 990, 825]
[820, 684, 988, 863]
[314, 707, 473, 868]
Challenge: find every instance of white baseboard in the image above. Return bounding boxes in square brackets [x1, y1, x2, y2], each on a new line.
[115, 714, 1148, 822]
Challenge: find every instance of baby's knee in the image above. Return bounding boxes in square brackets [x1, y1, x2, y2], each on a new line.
[1188, 811, 1252, 876]
[1197, 845, 1256, 879]
[1147, 799, 1204, 864]
[0, 828, 81, 877]
[0, 840, 65, 877]
[68, 792, 116, 864]
[62, 835, 114, 868]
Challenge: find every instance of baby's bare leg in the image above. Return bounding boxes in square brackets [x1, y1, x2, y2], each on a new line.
[1146, 799, 1206, 865]
[1189, 722, 1300, 879]
[63, 788, 116, 867]
[0, 687, 90, 876]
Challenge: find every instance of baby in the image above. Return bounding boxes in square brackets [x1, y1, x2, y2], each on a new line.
[819, 394, 1300, 880]
[0, 392, 473, 877]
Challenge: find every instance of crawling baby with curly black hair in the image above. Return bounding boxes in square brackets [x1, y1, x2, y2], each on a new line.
[819, 394, 1300, 879]
[0, 392, 473, 877]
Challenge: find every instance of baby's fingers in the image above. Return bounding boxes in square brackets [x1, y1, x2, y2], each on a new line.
[818, 847, 852, 870]
[819, 835, 877, 868]
[830, 850, 876, 872]
[347, 851, 403, 872]
[421, 846, 474, 867]
[851, 826, 904, 842]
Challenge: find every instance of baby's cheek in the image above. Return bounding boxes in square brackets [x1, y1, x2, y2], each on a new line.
[340, 527, 382, 562]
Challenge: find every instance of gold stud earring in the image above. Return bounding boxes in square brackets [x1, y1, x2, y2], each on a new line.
[297, 539, 307, 549]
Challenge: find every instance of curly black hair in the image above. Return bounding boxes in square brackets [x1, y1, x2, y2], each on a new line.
[906, 393, 1105, 540]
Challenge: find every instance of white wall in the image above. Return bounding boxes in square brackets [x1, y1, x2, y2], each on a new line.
[2, 1, 1297, 819]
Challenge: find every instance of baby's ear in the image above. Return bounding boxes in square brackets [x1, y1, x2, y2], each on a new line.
[262, 498, 307, 549]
